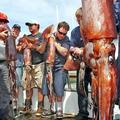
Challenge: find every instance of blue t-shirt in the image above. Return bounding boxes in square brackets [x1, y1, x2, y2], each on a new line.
[70, 26, 83, 48]
[114, 0, 120, 33]
[53, 35, 70, 71]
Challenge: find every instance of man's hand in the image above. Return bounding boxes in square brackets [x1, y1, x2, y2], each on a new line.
[16, 46, 22, 51]
[0, 30, 8, 41]
[54, 42, 60, 48]
[70, 47, 83, 56]
[11, 31, 17, 39]
[27, 43, 36, 49]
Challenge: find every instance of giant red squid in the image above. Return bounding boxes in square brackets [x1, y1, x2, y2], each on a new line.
[81, 0, 118, 119]
[44, 25, 55, 103]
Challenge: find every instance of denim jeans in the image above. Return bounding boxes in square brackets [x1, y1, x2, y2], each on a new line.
[0, 61, 11, 117]
[76, 66, 91, 116]
[16, 66, 23, 87]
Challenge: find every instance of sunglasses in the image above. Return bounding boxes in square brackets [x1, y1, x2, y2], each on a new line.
[58, 31, 67, 36]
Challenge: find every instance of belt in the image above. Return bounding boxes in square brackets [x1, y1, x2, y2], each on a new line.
[0, 60, 6, 63]
[32, 61, 44, 65]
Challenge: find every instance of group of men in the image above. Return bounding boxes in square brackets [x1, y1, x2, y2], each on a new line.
[0, 8, 91, 120]
[0, 0, 120, 119]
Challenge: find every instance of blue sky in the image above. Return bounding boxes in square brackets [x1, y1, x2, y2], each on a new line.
[1, 0, 82, 36]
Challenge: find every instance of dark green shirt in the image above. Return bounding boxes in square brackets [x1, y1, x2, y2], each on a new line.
[28, 32, 45, 65]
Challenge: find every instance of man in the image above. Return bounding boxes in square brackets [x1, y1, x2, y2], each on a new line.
[114, 0, 120, 107]
[12, 24, 21, 40]
[21, 21, 47, 116]
[11, 24, 22, 112]
[114, 0, 120, 34]
[70, 8, 91, 120]
[0, 11, 13, 119]
[43, 21, 70, 118]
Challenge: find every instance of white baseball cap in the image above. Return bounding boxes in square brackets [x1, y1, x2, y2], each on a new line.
[25, 20, 39, 26]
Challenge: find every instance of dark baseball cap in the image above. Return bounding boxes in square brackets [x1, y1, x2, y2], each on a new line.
[12, 24, 21, 31]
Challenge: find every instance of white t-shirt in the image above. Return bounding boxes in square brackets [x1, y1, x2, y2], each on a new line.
[0, 40, 6, 60]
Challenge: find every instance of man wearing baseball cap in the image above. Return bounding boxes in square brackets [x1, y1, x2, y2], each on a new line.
[0, 12, 9, 40]
[12, 24, 21, 39]
[0, 11, 13, 119]
[12, 24, 21, 30]
[0, 11, 9, 23]
[11, 24, 23, 115]
[21, 20, 47, 116]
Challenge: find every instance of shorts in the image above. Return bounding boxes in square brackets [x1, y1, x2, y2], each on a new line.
[23, 62, 45, 90]
[42, 68, 68, 97]
[53, 69, 68, 96]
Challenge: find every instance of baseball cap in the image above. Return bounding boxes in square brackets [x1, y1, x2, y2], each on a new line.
[0, 12, 9, 23]
[12, 24, 21, 31]
[25, 20, 39, 26]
